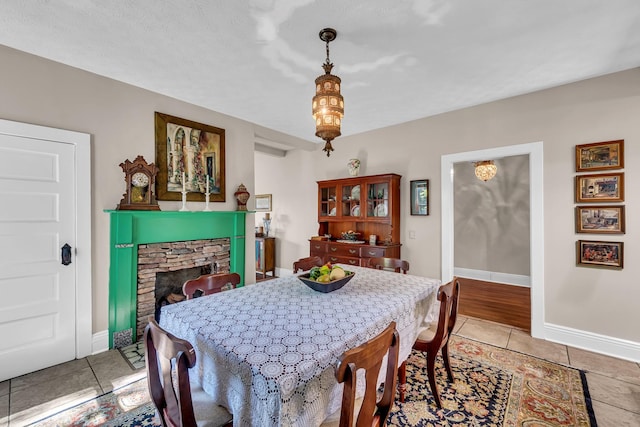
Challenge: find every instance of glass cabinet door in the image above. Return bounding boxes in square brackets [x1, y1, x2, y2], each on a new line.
[341, 184, 361, 218]
[319, 185, 337, 217]
[366, 182, 389, 218]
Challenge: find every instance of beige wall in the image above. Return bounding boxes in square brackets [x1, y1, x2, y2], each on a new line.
[0, 45, 297, 333]
[256, 68, 640, 348]
[3, 42, 637, 354]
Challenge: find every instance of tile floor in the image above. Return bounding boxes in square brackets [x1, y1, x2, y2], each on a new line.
[1, 316, 639, 426]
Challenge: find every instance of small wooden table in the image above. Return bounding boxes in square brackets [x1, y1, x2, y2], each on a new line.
[255, 236, 275, 281]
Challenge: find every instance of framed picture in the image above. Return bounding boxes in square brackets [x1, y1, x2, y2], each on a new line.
[255, 194, 272, 211]
[575, 205, 625, 234]
[576, 140, 624, 172]
[575, 172, 624, 203]
[410, 179, 429, 215]
[577, 240, 623, 269]
[154, 112, 225, 202]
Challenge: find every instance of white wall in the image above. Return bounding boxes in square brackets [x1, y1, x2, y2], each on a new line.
[255, 68, 640, 359]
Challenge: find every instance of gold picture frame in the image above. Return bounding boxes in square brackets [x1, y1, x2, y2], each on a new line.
[575, 140, 624, 172]
[575, 172, 624, 203]
[575, 205, 625, 234]
[255, 194, 272, 211]
[577, 240, 623, 269]
[154, 112, 225, 202]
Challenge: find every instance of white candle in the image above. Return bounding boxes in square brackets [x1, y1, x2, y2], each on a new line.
[182, 172, 186, 192]
[206, 174, 209, 193]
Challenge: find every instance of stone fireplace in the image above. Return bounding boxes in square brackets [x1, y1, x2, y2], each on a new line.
[107, 210, 248, 348]
[135, 238, 230, 340]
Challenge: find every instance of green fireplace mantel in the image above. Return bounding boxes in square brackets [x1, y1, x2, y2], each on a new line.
[106, 210, 248, 348]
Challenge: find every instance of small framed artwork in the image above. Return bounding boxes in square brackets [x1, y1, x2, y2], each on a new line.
[575, 205, 625, 234]
[155, 112, 226, 202]
[575, 172, 624, 203]
[576, 140, 624, 172]
[410, 179, 429, 216]
[577, 240, 623, 269]
[255, 194, 272, 211]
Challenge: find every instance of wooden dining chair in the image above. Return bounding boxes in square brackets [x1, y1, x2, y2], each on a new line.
[367, 257, 410, 274]
[292, 256, 324, 273]
[321, 322, 400, 427]
[182, 272, 241, 300]
[398, 277, 460, 408]
[144, 318, 233, 427]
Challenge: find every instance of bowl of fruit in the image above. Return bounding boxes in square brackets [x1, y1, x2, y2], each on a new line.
[298, 262, 355, 293]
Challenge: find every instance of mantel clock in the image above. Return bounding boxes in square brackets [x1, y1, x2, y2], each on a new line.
[117, 155, 160, 210]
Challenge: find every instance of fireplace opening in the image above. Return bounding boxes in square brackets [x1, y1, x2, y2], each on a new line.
[136, 238, 230, 339]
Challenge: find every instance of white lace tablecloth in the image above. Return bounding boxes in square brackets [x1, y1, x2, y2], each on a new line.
[160, 265, 440, 427]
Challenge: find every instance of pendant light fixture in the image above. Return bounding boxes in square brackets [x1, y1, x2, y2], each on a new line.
[312, 28, 344, 157]
[474, 160, 498, 182]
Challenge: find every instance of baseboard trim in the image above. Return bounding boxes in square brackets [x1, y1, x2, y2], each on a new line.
[454, 267, 530, 287]
[92, 330, 109, 355]
[544, 322, 640, 363]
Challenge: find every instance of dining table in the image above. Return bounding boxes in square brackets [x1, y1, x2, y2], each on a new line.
[159, 264, 440, 427]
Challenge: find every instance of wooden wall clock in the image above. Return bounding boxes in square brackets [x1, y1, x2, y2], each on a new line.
[117, 155, 161, 210]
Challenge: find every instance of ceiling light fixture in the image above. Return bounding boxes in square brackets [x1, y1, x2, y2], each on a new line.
[312, 28, 344, 157]
[474, 160, 498, 181]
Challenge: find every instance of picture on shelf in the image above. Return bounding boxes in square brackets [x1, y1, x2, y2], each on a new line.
[577, 240, 623, 269]
[575, 205, 625, 234]
[575, 140, 624, 172]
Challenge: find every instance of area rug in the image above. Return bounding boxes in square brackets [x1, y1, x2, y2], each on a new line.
[33, 336, 596, 426]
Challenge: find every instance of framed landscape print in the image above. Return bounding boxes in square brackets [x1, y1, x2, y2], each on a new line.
[575, 140, 624, 172]
[410, 179, 429, 215]
[577, 240, 623, 269]
[154, 112, 226, 202]
[575, 205, 625, 234]
[575, 172, 624, 203]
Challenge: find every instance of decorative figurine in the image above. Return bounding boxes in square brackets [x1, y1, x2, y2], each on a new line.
[234, 183, 250, 211]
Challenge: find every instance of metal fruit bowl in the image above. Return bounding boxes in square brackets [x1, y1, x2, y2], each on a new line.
[297, 272, 355, 293]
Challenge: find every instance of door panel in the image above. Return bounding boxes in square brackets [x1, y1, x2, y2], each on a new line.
[0, 133, 76, 381]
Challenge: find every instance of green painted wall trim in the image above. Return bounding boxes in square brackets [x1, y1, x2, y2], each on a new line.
[106, 210, 247, 348]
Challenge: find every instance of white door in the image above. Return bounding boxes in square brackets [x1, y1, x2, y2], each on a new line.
[0, 129, 77, 381]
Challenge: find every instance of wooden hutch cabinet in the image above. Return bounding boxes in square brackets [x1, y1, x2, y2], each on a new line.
[311, 173, 401, 266]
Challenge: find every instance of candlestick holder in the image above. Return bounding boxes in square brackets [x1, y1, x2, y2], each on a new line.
[203, 191, 212, 211]
[179, 190, 189, 211]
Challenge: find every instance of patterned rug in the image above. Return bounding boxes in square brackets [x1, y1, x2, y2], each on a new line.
[33, 336, 596, 426]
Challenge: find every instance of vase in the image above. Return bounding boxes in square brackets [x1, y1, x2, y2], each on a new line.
[347, 159, 361, 177]
[234, 183, 250, 211]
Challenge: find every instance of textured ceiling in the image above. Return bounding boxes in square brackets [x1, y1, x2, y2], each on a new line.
[2, 1, 640, 150]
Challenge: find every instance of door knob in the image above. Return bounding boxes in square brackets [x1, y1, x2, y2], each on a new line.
[61, 243, 72, 266]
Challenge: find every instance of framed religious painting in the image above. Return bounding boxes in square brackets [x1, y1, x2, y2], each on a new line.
[154, 112, 226, 202]
[575, 140, 623, 172]
[577, 240, 623, 269]
[575, 205, 625, 234]
[575, 172, 624, 203]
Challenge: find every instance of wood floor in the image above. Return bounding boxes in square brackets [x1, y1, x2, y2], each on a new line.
[456, 277, 531, 332]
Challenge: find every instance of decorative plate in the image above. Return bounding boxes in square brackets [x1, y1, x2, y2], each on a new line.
[351, 185, 360, 200]
[329, 207, 336, 216]
[351, 205, 360, 216]
[298, 272, 355, 293]
[375, 203, 388, 217]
